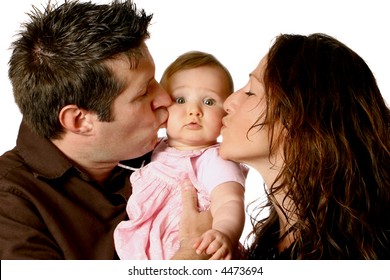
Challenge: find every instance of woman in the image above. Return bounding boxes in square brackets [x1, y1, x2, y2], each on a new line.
[220, 33, 390, 259]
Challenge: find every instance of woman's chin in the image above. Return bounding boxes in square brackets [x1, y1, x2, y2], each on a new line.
[219, 145, 231, 161]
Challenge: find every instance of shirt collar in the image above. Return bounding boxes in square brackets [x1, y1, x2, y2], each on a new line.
[16, 120, 75, 179]
[16, 120, 151, 184]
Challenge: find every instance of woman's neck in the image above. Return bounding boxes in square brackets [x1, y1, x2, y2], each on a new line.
[274, 192, 298, 252]
[251, 161, 297, 252]
[251, 156, 298, 252]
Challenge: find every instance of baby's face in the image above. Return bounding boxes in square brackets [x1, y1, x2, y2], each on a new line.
[165, 65, 231, 150]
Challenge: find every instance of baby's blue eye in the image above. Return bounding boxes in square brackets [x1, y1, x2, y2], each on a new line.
[176, 97, 185, 104]
[203, 98, 216, 106]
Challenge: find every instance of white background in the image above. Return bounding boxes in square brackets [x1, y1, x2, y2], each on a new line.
[1, 0, 389, 244]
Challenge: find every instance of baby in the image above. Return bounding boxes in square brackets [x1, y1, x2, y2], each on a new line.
[114, 51, 247, 259]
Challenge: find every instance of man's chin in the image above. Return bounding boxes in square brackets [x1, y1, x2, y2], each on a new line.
[143, 135, 159, 154]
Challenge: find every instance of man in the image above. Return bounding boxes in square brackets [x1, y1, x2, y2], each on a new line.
[0, 0, 209, 259]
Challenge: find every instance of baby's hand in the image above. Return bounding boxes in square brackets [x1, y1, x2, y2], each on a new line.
[193, 229, 233, 260]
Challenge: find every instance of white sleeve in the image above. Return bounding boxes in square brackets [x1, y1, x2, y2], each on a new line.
[193, 146, 248, 193]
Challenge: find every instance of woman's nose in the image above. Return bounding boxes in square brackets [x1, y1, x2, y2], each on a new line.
[223, 93, 235, 113]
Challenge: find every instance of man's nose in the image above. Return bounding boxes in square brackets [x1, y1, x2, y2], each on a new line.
[153, 82, 172, 109]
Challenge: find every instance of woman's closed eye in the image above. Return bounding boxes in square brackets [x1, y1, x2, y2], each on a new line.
[245, 91, 255, 96]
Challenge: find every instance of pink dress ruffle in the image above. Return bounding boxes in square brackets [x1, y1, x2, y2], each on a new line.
[114, 139, 246, 259]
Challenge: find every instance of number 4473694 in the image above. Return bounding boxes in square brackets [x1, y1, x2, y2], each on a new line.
[220, 266, 263, 276]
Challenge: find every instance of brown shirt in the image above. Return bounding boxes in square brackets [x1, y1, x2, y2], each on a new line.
[0, 121, 149, 259]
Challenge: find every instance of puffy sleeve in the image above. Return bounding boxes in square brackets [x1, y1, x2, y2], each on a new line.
[192, 145, 248, 194]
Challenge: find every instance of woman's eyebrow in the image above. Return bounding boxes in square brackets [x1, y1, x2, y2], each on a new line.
[249, 73, 262, 83]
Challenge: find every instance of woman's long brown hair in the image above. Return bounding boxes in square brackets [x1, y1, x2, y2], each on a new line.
[248, 33, 390, 259]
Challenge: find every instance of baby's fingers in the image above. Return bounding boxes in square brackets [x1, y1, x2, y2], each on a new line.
[194, 236, 213, 255]
[192, 237, 202, 250]
[206, 242, 231, 260]
[209, 248, 225, 260]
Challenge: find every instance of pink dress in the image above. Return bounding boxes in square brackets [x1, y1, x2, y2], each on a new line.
[114, 138, 247, 259]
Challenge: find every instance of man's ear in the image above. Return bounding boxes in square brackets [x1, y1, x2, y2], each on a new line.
[58, 105, 93, 134]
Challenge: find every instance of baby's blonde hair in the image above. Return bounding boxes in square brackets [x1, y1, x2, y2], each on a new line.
[160, 51, 234, 93]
